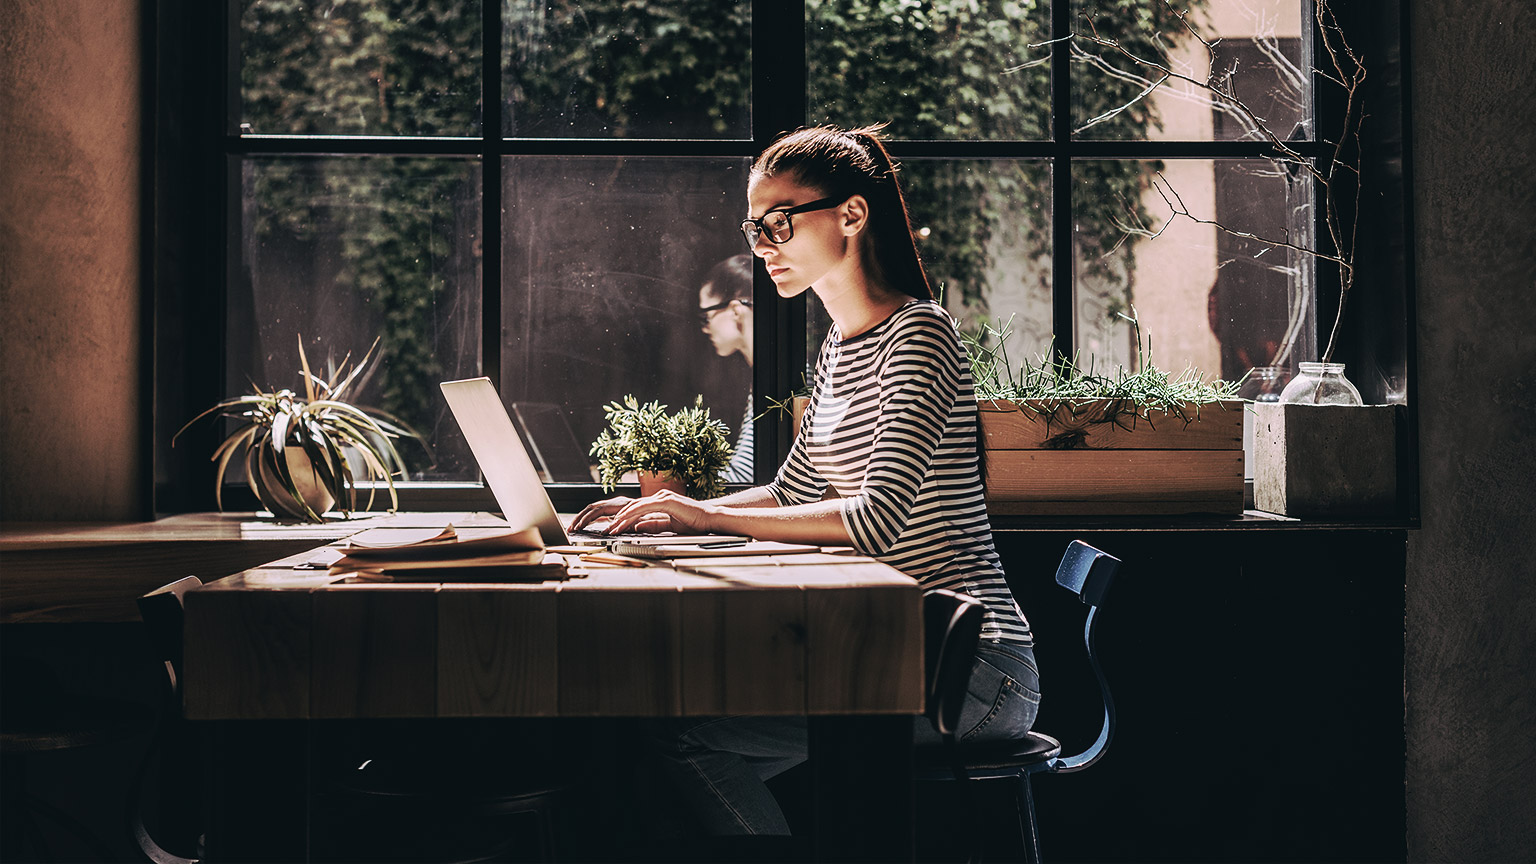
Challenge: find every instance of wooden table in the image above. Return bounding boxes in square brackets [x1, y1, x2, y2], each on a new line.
[1, 512, 473, 623]
[183, 535, 925, 861]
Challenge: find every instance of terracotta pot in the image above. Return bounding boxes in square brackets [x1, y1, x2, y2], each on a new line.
[255, 444, 336, 521]
[637, 470, 687, 498]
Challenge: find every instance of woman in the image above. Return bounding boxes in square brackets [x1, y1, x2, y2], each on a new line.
[572, 124, 1038, 836]
[697, 254, 755, 484]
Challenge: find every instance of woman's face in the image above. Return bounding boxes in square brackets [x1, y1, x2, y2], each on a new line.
[699, 285, 749, 357]
[745, 172, 852, 299]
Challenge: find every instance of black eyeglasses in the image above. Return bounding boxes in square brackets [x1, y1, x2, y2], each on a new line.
[698, 298, 750, 326]
[739, 196, 845, 249]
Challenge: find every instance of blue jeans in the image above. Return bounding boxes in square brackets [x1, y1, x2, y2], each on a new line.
[650, 641, 1041, 835]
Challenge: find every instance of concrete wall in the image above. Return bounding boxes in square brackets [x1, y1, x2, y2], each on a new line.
[1406, 0, 1536, 859]
[0, 0, 144, 521]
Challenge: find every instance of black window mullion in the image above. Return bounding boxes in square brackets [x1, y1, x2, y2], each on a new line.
[1051, 0, 1074, 363]
[482, 1, 502, 389]
[753, 0, 807, 482]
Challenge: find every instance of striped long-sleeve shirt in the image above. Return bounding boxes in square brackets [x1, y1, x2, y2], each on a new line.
[764, 300, 1032, 646]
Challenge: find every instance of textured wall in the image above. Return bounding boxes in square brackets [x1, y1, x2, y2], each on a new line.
[1407, 0, 1536, 859]
[0, 1, 144, 520]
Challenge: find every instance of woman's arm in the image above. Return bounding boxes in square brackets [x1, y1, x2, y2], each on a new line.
[602, 491, 852, 545]
[567, 483, 780, 533]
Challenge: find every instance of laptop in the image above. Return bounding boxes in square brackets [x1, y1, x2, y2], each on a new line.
[440, 377, 733, 548]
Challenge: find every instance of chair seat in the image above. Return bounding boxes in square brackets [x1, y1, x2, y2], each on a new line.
[914, 731, 1063, 777]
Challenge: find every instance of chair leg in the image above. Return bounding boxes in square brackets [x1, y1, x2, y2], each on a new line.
[1016, 773, 1043, 864]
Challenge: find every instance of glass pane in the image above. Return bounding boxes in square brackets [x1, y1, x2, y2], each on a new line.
[234, 157, 483, 482]
[240, 0, 483, 137]
[502, 157, 753, 485]
[1072, 157, 1315, 382]
[806, 0, 1051, 141]
[806, 159, 1054, 386]
[1071, 1, 1310, 141]
[504, 1, 751, 139]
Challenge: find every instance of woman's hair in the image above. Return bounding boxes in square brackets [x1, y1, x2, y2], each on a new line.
[750, 124, 933, 302]
[701, 253, 754, 304]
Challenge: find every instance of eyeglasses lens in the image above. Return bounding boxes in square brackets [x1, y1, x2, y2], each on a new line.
[740, 210, 798, 249]
[764, 212, 793, 243]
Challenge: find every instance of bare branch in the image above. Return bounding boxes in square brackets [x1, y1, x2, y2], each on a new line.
[1149, 172, 1353, 272]
[1074, 72, 1170, 135]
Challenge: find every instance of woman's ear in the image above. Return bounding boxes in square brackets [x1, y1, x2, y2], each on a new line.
[839, 194, 870, 238]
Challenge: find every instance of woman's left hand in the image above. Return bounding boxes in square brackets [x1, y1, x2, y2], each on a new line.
[604, 489, 720, 535]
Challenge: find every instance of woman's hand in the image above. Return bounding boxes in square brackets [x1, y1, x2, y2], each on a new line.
[604, 490, 720, 535]
[570, 496, 666, 533]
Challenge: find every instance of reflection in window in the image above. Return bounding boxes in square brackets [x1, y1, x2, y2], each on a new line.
[235, 157, 483, 480]
[1072, 158, 1314, 383]
[504, 0, 751, 139]
[501, 157, 754, 480]
[240, 0, 483, 137]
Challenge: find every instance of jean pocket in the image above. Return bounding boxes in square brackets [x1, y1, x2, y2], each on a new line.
[959, 656, 1042, 743]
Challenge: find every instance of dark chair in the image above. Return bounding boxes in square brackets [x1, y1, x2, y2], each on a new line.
[136, 575, 572, 864]
[134, 575, 206, 863]
[918, 540, 1121, 864]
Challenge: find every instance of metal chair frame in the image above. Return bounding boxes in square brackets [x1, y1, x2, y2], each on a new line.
[919, 540, 1121, 863]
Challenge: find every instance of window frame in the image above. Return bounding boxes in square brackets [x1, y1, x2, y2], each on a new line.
[150, 0, 1416, 519]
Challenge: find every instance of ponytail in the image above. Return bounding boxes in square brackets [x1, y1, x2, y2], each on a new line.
[751, 124, 934, 302]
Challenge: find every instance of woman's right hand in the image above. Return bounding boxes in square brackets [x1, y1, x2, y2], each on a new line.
[570, 496, 637, 532]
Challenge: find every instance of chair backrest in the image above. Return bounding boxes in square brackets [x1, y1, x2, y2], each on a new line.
[1051, 541, 1120, 773]
[134, 576, 205, 864]
[923, 589, 984, 738]
[138, 576, 203, 697]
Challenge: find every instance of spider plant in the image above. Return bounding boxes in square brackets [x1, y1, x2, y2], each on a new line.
[173, 336, 423, 522]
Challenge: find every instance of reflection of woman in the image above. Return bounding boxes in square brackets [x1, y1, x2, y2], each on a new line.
[574, 125, 1038, 836]
[698, 254, 754, 484]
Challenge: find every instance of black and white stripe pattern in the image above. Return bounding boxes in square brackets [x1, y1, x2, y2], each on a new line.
[765, 300, 1032, 646]
[723, 394, 755, 484]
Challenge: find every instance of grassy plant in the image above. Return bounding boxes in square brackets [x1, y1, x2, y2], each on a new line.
[173, 336, 425, 522]
[962, 311, 1243, 429]
[589, 395, 734, 499]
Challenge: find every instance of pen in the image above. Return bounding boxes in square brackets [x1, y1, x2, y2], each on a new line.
[698, 540, 749, 549]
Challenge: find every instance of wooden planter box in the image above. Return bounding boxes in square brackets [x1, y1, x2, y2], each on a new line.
[980, 399, 1245, 516]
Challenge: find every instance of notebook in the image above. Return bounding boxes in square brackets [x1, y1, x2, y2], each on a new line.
[439, 377, 743, 548]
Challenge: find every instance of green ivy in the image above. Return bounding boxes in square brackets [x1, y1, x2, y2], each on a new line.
[240, 0, 1201, 461]
[242, 0, 482, 465]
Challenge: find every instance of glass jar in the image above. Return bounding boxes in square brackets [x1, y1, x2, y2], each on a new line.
[1237, 366, 1289, 404]
[1278, 362, 1363, 405]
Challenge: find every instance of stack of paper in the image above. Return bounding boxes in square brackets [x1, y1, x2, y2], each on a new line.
[329, 525, 568, 581]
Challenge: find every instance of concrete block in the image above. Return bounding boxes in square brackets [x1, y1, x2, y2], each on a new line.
[1252, 403, 1399, 517]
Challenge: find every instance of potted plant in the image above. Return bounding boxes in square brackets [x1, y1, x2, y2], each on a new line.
[964, 314, 1245, 516]
[173, 337, 423, 522]
[590, 395, 734, 499]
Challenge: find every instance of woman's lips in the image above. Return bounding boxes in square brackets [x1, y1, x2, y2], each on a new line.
[767, 265, 789, 278]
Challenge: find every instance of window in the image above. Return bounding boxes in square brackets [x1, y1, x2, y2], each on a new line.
[154, 0, 1409, 510]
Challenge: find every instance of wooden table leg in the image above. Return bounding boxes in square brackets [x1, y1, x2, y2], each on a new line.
[808, 714, 914, 862]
